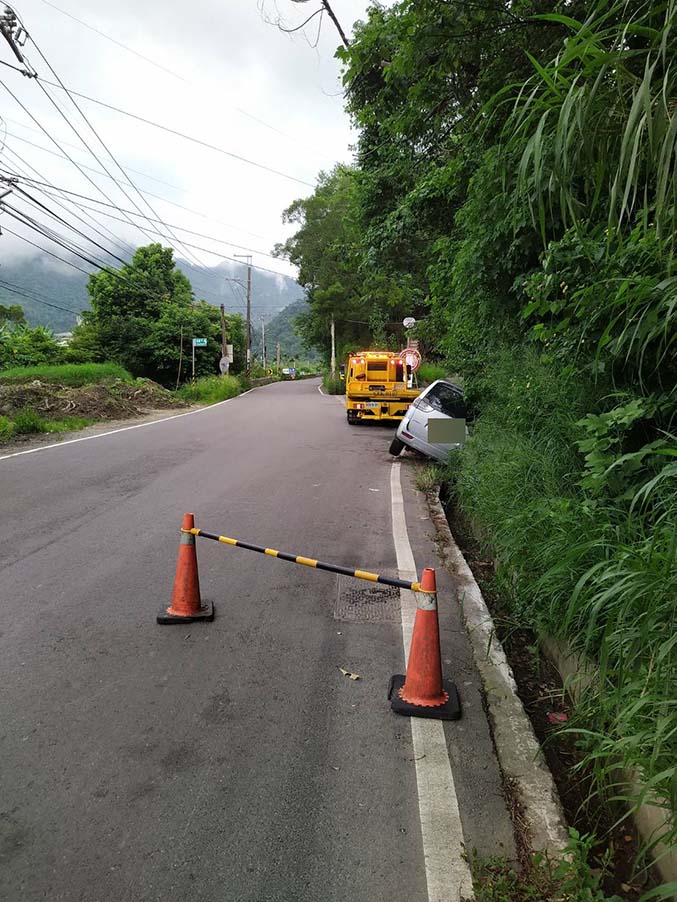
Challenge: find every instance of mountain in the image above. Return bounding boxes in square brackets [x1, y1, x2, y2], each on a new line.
[250, 298, 319, 363]
[0, 252, 304, 333]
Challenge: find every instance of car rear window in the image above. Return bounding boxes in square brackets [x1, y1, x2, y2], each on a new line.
[427, 384, 466, 418]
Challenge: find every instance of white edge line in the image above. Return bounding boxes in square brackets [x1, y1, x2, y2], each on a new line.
[0, 389, 255, 463]
[317, 384, 326, 395]
[390, 461, 474, 902]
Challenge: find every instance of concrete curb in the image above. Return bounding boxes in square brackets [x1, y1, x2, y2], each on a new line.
[427, 488, 570, 856]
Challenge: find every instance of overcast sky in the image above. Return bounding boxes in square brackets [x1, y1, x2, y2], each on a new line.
[0, 0, 380, 305]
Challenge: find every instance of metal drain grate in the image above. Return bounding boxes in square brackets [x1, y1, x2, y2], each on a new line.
[334, 576, 401, 623]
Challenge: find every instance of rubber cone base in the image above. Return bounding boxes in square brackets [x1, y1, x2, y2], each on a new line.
[388, 674, 462, 721]
[157, 601, 215, 624]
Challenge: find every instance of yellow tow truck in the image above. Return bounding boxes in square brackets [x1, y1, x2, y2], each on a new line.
[343, 350, 420, 425]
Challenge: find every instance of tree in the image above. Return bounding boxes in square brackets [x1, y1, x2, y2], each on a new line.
[77, 243, 245, 385]
[0, 324, 63, 369]
[0, 303, 26, 326]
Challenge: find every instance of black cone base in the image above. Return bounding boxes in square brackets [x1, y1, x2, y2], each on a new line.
[388, 674, 462, 721]
[157, 601, 215, 624]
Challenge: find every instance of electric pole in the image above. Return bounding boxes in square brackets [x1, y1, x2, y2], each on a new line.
[234, 254, 252, 375]
[260, 316, 266, 369]
[276, 341, 281, 374]
[220, 304, 227, 355]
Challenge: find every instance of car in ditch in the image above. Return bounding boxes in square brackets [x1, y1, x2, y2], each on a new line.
[388, 378, 467, 462]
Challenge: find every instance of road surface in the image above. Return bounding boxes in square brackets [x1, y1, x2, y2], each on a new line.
[0, 379, 513, 901]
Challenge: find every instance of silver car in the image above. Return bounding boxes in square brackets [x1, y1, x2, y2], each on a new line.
[389, 379, 467, 462]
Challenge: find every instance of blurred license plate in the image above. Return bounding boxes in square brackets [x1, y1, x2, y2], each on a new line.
[366, 401, 380, 408]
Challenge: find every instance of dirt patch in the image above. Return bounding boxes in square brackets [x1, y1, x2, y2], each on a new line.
[441, 491, 660, 900]
[0, 378, 183, 421]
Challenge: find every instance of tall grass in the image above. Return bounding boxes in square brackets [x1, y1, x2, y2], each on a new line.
[417, 363, 448, 385]
[444, 348, 676, 859]
[176, 375, 242, 405]
[0, 362, 132, 386]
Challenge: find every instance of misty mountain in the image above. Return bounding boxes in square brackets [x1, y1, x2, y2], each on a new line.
[0, 253, 304, 333]
[250, 298, 318, 363]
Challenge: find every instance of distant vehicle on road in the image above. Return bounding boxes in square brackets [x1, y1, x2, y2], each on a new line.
[344, 350, 420, 424]
[389, 379, 467, 462]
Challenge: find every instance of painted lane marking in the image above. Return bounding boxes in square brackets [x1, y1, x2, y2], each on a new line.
[0, 389, 254, 463]
[390, 461, 474, 902]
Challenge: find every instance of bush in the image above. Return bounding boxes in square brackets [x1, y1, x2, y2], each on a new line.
[177, 375, 242, 405]
[444, 346, 677, 835]
[0, 363, 132, 387]
[322, 373, 344, 394]
[12, 409, 48, 434]
[417, 363, 447, 385]
[0, 415, 15, 442]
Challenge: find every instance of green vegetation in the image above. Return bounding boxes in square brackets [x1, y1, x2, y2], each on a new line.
[277, 0, 677, 889]
[321, 372, 343, 395]
[12, 409, 48, 434]
[4, 409, 91, 436]
[68, 244, 246, 386]
[177, 375, 242, 405]
[470, 831, 622, 902]
[417, 363, 447, 386]
[0, 415, 15, 442]
[250, 300, 319, 363]
[0, 362, 132, 386]
[0, 323, 63, 369]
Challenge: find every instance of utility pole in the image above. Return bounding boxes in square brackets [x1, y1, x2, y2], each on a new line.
[220, 303, 227, 356]
[330, 316, 336, 379]
[276, 341, 281, 374]
[260, 317, 267, 369]
[234, 254, 252, 375]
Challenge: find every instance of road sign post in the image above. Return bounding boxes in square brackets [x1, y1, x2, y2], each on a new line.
[192, 338, 207, 383]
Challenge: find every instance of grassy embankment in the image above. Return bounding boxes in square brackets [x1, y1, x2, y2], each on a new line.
[0, 365, 252, 442]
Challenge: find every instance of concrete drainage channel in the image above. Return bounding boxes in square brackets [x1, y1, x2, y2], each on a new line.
[425, 488, 570, 857]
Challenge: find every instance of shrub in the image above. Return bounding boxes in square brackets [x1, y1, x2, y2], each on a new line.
[0, 363, 132, 387]
[0, 415, 15, 442]
[417, 363, 447, 385]
[12, 409, 48, 434]
[322, 373, 344, 394]
[177, 375, 242, 405]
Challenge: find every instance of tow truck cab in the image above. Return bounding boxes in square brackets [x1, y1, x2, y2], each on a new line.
[344, 351, 420, 424]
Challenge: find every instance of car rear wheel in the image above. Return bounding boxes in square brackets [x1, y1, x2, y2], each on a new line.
[389, 437, 404, 456]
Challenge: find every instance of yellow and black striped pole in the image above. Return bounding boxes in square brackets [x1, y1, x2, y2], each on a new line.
[182, 527, 423, 593]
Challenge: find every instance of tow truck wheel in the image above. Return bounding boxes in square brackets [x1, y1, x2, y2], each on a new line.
[389, 437, 404, 456]
[347, 411, 358, 425]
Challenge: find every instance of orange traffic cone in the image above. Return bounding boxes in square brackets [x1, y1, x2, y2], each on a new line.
[389, 568, 461, 720]
[157, 513, 214, 624]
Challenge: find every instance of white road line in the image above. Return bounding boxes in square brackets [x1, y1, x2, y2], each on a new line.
[317, 384, 326, 395]
[390, 462, 474, 902]
[0, 390, 254, 463]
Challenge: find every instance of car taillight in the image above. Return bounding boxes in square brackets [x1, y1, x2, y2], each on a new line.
[413, 397, 433, 412]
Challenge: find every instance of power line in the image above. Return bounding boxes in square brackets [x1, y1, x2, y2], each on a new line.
[3, 173, 297, 278]
[1, 224, 93, 275]
[27, 31, 209, 270]
[29, 74, 316, 188]
[3, 128, 268, 240]
[3, 204, 120, 270]
[1, 142, 138, 255]
[10, 185, 129, 265]
[0, 277, 81, 317]
[34, 0, 188, 83]
[21, 180, 283, 260]
[0, 74, 160, 246]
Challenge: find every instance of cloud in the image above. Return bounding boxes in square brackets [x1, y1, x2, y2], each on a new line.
[0, 0, 379, 294]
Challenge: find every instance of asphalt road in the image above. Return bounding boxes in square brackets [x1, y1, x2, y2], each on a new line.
[0, 379, 513, 901]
